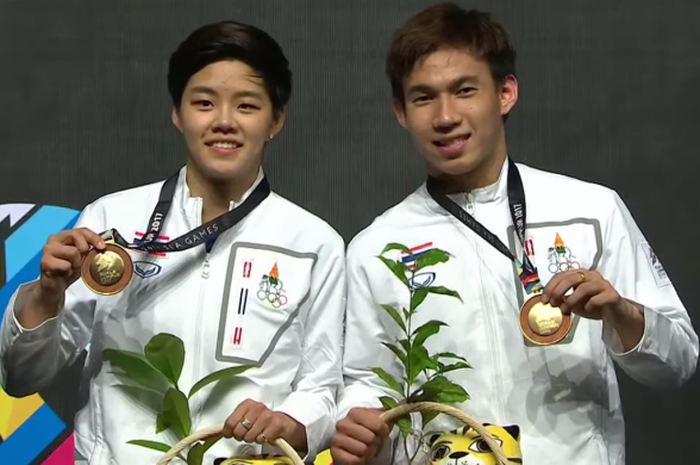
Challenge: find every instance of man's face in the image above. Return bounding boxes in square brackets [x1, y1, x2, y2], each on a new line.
[172, 59, 284, 183]
[394, 48, 517, 178]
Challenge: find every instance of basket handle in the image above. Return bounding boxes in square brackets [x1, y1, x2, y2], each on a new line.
[155, 426, 305, 465]
[379, 402, 516, 465]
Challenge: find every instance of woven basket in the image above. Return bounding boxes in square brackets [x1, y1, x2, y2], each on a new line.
[156, 402, 516, 465]
[380, 402, 516, 465]
[155, 428, 304, 465]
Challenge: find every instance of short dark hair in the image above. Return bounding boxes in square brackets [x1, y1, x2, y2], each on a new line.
[168, 20, 292, 114]
[386, 3, 516, 103]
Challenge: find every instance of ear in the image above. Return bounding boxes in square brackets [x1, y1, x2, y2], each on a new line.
[502, 424, 520, 441]
[392, 98, 408, 129]
[499, 74, 518, 117]
[171, 107, 184, 133]
[270, 107, 287, 138]
[427, 433, 441, 447]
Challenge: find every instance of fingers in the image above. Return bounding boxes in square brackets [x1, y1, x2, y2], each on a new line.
[243, 407, 271, 444]
[222, 400, 253, 439]
[542, 271, 588, 307]
[562, 281, 604, 314]
[347, 408, 389, 438]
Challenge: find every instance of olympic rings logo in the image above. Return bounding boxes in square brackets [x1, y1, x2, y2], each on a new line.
[257, 280, 288, 308]
[548, 260, 581, 273]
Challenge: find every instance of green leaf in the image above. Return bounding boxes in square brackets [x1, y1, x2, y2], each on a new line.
[379, 304, 407, 333]
[435, 352, 469, 363]
[402, 307, 410, 320]
[370, 368, 404, 397]
[381, 243, 413, 255]
[398, 339, 411, 354]
[155, 412, 169, 434]
[377, 256, 410, 288]
[409, 288, 428, 313]
[162, 388, 191, 439]
[379, 396, 399, 411]
[396, 417, 413, 437]
[411, 320, 447, 348]
[188, 365, 254, 399]
[127, 439, 173, 454]
[187, 443, 205, 465]
[202, 436, 221, 453]
[144, 333, 185, 387]
[411, 375, 469, 405]
[381, 342, 407, 367]
[437, 361, 472, 374]
[421, 410, 439, 429]
[427, 286, 463, 303]
[407, 345, 434, 386]
[412, 248, 451, 273]
[103, 349, 169, 393]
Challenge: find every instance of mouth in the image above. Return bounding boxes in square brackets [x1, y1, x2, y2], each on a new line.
[433, 134, 470, 157]
[206, 140, 244, 155]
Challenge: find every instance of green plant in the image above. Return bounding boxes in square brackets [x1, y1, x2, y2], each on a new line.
[372, 243, 471, 462]
[103, 333, 255, 465]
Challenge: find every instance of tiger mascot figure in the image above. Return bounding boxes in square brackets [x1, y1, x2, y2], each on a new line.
[426, 424, 523, 465]
[213, 455, 294, 465]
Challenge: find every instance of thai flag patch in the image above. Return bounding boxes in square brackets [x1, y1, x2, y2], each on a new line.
[401, 241, 434, 270]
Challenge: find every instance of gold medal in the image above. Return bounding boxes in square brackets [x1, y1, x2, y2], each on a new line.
[81, 242, 133, 296]
[519, 293, 572, 345]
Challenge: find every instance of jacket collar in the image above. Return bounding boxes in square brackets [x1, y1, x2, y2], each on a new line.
[173, 165, 266, 227]
[421, 156, 510, 214]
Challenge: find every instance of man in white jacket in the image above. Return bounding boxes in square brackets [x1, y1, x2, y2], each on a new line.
[0, 20, 345, 464]
[331, 3, 698, 465]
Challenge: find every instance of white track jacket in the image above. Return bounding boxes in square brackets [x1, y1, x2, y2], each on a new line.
[0, 167, 346, 464]
[338, 158, 698, 465]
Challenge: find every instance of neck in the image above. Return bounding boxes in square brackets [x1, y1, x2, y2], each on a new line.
[430, 142, 507, 195]
[186, 161, 259, 223]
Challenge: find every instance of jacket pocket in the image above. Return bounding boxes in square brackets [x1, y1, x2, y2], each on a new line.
[214, 242, 316, 366]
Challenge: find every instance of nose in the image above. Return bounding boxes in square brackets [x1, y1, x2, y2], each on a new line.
[433, 96, 461, 131]
[448, 451, 468, 459]
[212, 106, 238, 133]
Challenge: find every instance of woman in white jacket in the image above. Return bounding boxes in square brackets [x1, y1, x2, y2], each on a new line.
[0, 20, 345, 465]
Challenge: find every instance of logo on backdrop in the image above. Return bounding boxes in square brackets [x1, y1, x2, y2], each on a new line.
[0, 203, 78, 465]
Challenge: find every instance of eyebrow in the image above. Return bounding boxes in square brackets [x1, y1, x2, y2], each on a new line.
[188, 86, 263, 99]
[406, 75, 480, 95]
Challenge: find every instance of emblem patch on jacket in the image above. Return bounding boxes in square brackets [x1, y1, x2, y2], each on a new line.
[257, 262, 288, 308]
[640, 241, 670, 287]
[547, 233, 581, 273]
[216, 242, 316, 365]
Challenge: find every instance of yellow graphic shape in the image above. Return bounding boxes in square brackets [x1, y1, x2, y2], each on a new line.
[314, 449, 333, 465]
[0, 386, 44, 439]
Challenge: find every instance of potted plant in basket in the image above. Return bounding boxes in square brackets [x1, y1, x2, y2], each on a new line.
[371, 243, 522, 465]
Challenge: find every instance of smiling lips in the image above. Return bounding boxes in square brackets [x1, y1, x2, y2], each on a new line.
[434, 134, 470, 158]
[207, 140, 243, 155]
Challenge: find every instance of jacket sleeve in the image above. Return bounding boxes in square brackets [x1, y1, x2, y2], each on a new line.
[274, 233, 346, 460]
[335, 242, 406, 465]
[0, 202, 103, 397]
[599, 190, 699, 388]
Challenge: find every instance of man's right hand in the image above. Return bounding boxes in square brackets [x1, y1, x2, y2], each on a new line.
[331, 408, 390, 465]
[18, 228, 105, 328]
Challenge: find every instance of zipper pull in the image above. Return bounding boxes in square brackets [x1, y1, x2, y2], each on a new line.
[465, 192, 475, 214]
[201, 253, 211, 279]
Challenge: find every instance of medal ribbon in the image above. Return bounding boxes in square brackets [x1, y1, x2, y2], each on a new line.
[426, 158, 543, 294]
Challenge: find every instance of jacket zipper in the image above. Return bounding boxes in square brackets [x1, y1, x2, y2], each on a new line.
[465, 193, 506, 422]
[190, 250, 211, 433]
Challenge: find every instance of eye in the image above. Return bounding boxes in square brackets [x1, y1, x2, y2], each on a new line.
[458, 87, 476, 95]
[239, 103, 260, 111]
[413, 95, 432, 104]
[430, 444, 451, 460]
[193, 100, 213, 108]
[469, 438, 502, 453]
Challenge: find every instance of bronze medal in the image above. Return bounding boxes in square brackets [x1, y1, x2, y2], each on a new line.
[519, 293, 572, 345]
[81, 243, 133, 295]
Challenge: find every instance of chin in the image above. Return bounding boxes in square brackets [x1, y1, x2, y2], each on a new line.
[430, 154, 483, 177]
